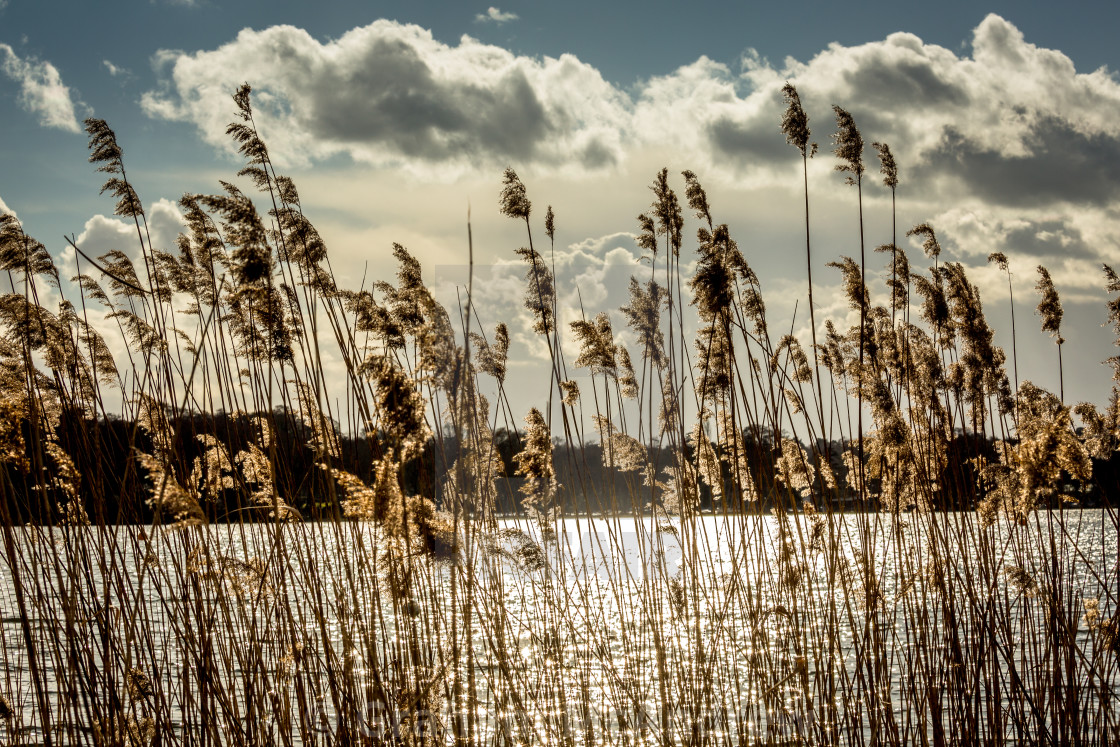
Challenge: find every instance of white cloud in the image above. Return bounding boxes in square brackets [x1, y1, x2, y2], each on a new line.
[12, 12, 1116, 425]
[0, 44, 83, 132]
[432, 228, 648, 362]
[0, 194, 15, 220]
[141, 15, 1120, 192]
[132, 13, 1120, 418]
[102, 59, 130, 78]
[142, 21, 627, 175]
[58, 200, 188, 398]
[476, 7, 518, 24]
[69, 199, 186, 271]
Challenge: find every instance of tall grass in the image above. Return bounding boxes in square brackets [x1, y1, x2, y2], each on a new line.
[0, 83, 1117, 746]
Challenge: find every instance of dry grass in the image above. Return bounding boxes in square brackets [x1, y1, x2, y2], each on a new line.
[0, 83, 1116, 746]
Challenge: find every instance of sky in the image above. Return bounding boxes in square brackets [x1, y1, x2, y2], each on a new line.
[2, 0, 1120, 432]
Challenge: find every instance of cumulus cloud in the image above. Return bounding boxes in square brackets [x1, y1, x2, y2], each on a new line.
[142, 21, 627, 174]
[475, 7, 518, 24]
[918, 118, 1120, 208]
[102, 59, 131, 78]
[784, 17, 1120, 201]
[936, 210, 1093, 260]
[432, 230, 646, 361]
[142, 15, 1120, 187]
[140, 14, 1120, 293]
[0, 44, 83, 132]
[929, 204, 1119, 298]
[69, 199, 186, 271]
[53, 200, 186, 384]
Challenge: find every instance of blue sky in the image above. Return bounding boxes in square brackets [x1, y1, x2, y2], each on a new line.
[2, 0, 1120, 424]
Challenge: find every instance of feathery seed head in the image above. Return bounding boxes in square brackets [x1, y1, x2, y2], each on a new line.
[333, 458, 398, 526]
[516, 247, 555, 336]
[691, 418, 723, 500]
[1004, 565, 1038, 597]
[649, 168, 684, 257]
[232, 83, 253, 121]
[781, 83, 811, 157]
[636, 212, 658, 258]
[872, 141, 898, 189]
[988, 252, 1009, 273]
[292, 381, 342, 463]
[822, 320, 846, 376]
[594, 415, 646, 472]
[715, 411, 758, 502]
[194, 434, 236, 498]
[0, 216, 59, 289]
[617, 345, 639, 399]
[369, 355, 431, 460]
[689, 223, 738, 324]
[907, 223, 941, 260]
[472, 322, 510, 384]
[499, 167, 531, 220]
[0, 396, 28, 472]
[775, 334, 813, 384]
[620, 276, 666, 368]
[559, 379, 580, 406]
[137, 452, 206, 528]
[84, 118, 123, 170]
[682, 169, 713, 227]
[571, 312, 618, 377]
[1105, 263, 1120, 294]
[776, 439, 815, 498]
[832, 105, 864, 181]
[85, 118, 144, 218]
[828, 256, 869, 313]
[912, 268, 951, 345]
[224, 85, 275, 182]
[1035, 265, 1063, 338]
[695, 323, 733, 401]
[514, 407, 558, 510]
[876, 243, 909, 311]
[1103, 265, 1120, 379]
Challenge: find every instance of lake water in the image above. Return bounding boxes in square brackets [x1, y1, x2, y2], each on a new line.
[1, 509, 1117, 745]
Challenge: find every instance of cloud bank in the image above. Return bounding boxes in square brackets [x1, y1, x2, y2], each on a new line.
[142, 15, 1120, 185]
[142, 21, 627, 174]
[138, 13, 1120, 310]
[433, 231, 648, 363]
[70, 199, 186, 269]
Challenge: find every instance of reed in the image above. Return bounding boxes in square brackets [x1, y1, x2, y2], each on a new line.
[0, 84, 1116, 747]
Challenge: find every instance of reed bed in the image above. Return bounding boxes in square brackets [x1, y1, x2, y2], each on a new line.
[0, 83, 1117, 746]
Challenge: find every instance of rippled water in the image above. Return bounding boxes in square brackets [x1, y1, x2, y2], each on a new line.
[1, 509, 1117, 745]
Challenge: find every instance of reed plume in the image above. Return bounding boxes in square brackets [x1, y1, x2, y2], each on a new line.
[988, 251, 1020, 397]
[833, 105, 868, 500]
[0, 83, 1115, 747]
[873, 141, 901, 326]
[1035, 264, 1065, 401]
[782, 84, 827, 435]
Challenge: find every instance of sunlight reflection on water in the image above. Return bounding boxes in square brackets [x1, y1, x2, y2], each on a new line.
[0, 509, 1117, 745]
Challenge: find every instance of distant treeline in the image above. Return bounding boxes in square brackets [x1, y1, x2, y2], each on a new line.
[2, 408, 1114, 525]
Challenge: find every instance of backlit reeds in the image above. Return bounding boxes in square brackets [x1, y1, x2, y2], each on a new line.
[0, 84, 1115, 747]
